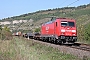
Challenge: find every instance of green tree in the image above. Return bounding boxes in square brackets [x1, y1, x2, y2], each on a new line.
[0, 26, 2, 30]
[34, 28, 40, 32]
[0, 26, 12, 40]
[0, 26, 2, 39]
[3, 26, 10, 32]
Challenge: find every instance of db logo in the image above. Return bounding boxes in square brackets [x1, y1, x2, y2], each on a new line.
[46, 26, 49, 30]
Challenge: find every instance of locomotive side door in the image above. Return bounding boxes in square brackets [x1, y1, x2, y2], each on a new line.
[54, 21, 59, 37]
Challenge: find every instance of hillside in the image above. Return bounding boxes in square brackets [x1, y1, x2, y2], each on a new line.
[0, 4, 90, 44]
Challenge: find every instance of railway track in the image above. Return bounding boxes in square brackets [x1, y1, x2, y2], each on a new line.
[45, 41, 90, 52]
[62, 42, 90, 52]
[73, 43, 90, 51]
[24, 36, 90, 52]
[31, 39, 90, 58]
[23, 37, 90, 59]
[69, 44, 90, 51]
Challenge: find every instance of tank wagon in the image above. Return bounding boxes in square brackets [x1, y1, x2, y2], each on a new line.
[40, 18, 77, 44]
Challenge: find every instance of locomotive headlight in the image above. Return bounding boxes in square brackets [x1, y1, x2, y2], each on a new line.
[61, 29, 65, 32]
[61, 30, 65, 35]
[72, 33, 76, 36]
[72, 30, 76, 32]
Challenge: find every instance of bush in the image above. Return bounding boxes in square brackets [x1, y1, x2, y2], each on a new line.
[0, 26, 12, 40]
[34, 28, 40, 32]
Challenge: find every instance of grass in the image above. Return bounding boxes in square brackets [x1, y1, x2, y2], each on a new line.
[0, 37, 82, 60]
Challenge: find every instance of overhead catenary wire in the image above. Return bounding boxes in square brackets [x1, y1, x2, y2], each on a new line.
[67, 0, 79, 7]
[58, 0, 79, 8]
[59, 0, 69, 6]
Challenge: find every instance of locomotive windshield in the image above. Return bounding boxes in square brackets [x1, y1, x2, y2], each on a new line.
[61, 21, 75, 27]
[61, 22, 68, 26]
[68, 22, 75, 27]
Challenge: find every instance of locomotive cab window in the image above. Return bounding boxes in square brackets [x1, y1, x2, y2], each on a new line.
[61, 21, 75, 27]
[68, 22, 75, 27]
[61, 21, 68, 26]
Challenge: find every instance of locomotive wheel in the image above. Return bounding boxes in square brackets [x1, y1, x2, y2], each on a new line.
[48, 37, 51, 42]
[56, 39, 63, 45]
[34, 37, 36, 40]
[53, 38, 57, 44]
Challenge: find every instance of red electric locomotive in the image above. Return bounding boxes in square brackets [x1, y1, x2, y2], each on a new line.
[40, 18, 77, 44]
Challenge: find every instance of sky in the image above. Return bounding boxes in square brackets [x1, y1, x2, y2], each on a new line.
[0, 0, 90, 19]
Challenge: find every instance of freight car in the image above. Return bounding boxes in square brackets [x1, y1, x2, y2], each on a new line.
[40, 18, 77, 44]
[13, 31, 22, 36]
[27, 33, 34, 39]
[22, 33, 28, 38]
[33, 32, 41, 40]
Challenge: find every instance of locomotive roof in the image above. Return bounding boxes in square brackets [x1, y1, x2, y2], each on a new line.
[42, 18, 75, 25]
[56, 18, 74, 20]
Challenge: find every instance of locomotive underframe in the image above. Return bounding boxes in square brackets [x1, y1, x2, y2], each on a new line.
[59, 35, 77, 43]
[40, 34, 77, 44]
